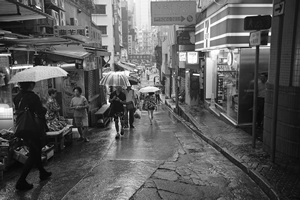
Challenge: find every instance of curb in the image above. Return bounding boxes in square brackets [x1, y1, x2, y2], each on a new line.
[163, 100, 280, 200]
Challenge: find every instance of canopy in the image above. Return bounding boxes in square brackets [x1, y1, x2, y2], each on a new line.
[0, 0, 54, 22]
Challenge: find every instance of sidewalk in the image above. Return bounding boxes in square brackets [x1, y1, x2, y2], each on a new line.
[164, 98, 300, 200]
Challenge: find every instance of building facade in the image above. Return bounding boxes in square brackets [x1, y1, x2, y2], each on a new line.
[92, 0, 115, 69]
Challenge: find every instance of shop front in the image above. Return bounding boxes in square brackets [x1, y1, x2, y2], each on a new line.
[195, 3, 272, 125]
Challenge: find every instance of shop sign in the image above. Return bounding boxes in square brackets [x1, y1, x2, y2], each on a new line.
[179, 52, 186, 62]
[54, 26, 89, 37]
[187, 52, 198, 64]
[151, 1, 196, 26]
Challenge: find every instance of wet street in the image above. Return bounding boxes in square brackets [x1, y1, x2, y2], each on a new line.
[0, 104, 268, 200]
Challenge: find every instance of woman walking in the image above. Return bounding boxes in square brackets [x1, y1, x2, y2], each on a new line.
[13, 82, 52, 190]
[144, 92, 156, 125]
[70, 87, 89, 142]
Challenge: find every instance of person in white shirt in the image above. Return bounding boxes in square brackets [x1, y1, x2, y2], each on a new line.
[257, 73, 268, 128]
[124, 86, 138, 128]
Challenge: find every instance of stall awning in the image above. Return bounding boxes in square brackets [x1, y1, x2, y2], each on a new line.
[115, 61, 136, 72]
[84, 46, 111, 57]
[46, 51, 91, 59]
[0, 0, 54, 22]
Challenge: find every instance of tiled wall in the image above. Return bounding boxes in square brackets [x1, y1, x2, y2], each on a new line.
[293, 4, 300, 86]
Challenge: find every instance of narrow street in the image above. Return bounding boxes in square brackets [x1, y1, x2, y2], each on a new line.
[0, 99, 268, 199]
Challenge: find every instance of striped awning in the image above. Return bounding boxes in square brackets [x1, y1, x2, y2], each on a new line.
[195, 3, 272, 51]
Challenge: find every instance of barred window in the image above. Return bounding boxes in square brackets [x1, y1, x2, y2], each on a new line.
[98, 26, 107, 35]
[95, 5, 106, 14]
[293, 3, 300, 86]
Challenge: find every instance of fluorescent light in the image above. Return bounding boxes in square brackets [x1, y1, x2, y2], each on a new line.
[0, 53, 11, 56]
[11, 65, 33, 70]
[192, 73, 200, 76]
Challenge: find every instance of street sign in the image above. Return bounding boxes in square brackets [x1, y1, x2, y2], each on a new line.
[244, 15, 272, 31]
[249, 31, 261, 47]
[179, 52, 186, 62]
[151, 1, 196, 26]
[274, 2, 284, 17]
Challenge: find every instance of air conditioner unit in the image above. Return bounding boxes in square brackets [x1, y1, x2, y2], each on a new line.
[51, 0, 58, 6]
[53, 11, 59, 26]
[59, 10, 65, 26]
[28, 0, 41, 9]
[20, 0, 28, 5]
[70, 18, 78, 26]
[58, 0, 64, 9]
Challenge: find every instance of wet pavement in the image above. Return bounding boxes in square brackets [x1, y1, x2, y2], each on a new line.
[0, 104, 269, 200]
[164, 99, 300, 200]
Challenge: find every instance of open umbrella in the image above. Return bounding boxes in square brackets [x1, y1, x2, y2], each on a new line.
[8, 66, 68, 84]
[99, 71, 131, 87]
[139, 86, 160, 93]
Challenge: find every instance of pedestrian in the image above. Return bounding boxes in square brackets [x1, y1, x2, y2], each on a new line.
[257, 73, 268, 128]
[124, 86, 138, 129]
[144, 92, 157, 125]
[109, 86, 126, 139]
[70, 86, 89, 142]
[155, 91, 161, 105]
[13, 81, 52, 191]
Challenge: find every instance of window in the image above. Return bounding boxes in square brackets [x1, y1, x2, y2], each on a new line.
[95, 5, 106, 14]
[102, 45, 108, 50]
[98, 26, 107, 35]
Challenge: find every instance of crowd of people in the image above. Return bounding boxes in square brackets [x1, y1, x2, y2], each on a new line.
[12, 64, 160, 190]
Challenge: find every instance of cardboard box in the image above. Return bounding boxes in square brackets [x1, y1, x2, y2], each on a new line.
[42, 145, 54, 161]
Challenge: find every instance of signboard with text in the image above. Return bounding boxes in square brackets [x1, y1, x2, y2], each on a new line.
[187, 52, 198, 64]
[151, 1, 196, 26]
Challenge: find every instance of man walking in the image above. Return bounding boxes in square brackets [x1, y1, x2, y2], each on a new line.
[124, 86, 138, 129]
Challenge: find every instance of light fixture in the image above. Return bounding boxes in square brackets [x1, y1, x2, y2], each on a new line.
[11, 64, 33, 70]
[0, 53, 11, 57]
[192, 73, 200, 76]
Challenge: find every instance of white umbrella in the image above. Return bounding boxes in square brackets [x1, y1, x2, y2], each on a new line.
[8, 66, 68, 84]
[99, 71, 131, 87]
[139, 86, 160, 93]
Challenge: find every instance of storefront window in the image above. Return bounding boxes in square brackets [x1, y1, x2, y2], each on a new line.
[215, 49, 239, 121]
[0, 56, 14, 130]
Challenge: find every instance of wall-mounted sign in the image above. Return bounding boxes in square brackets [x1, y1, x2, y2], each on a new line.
[54, 25, 89, 37]
[151, 1, 196, 26]
[179, 52, 186, 62]
[187, 52, 198, 64]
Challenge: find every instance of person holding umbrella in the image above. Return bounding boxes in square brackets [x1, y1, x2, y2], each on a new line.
[109, 86, 126, 138]
[13, 82, 52, 191]
[70, 87, 89, 142]
[144, 92, 157, 125]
